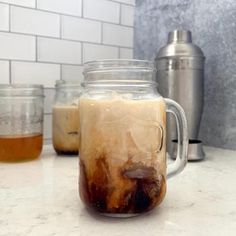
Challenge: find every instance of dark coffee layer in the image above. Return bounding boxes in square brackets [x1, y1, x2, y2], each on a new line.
[55, 149, 78, 155]
[79, 157, 166, 214]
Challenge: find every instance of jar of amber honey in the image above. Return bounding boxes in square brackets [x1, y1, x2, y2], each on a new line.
[0, 84, 44, 162]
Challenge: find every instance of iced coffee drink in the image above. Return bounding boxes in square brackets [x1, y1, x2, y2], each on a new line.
[52, 105, 79, 155]
[79, 96, 167, 215]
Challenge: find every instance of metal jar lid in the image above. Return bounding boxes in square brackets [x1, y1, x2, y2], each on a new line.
[156, 30, 205, 70]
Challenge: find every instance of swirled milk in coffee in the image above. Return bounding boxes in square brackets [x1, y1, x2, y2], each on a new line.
[52, 105, 79, 155]
[79, 95, 167, 214]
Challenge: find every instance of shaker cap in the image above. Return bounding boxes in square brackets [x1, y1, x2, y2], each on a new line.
[168, 30, 192, 43]
[156, 30, 205, 58]
[156, 30, 205, 70]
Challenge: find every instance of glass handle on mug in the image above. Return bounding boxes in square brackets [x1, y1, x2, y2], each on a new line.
[164, 98, 188, 178]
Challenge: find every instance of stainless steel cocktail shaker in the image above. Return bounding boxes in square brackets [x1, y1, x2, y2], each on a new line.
[156, 30, 205, 160]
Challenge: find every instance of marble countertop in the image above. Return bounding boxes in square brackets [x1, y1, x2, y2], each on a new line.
[0, 146, 236, 236]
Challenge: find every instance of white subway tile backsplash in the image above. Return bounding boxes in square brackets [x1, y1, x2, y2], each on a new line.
[11, 61, 60, 87]
[121, 4, 134, 26]
[83, 43, 119, 62]
[37, 0, 82, 16]
[37, 37, 81, 65]
[0, 3, 9, 31]
[61, 16, 101, 43]
[62, 65, 83, 81]
[0, 0, 35, 8]
[11, 7, 60, 37]
[84, 0, 120, 24]
[103, 23, 133, 47]
[0, 32, 35, 60]
[44, 88, 55, 113]
[44, 114, 52, 139]
[111, 0, 135, 6]
[0, 60, 9, 83]
[119, 48, 133, 59]
[0, 0, 134, 141]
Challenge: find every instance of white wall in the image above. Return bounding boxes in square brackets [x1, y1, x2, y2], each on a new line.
[0, 0, 135, 142]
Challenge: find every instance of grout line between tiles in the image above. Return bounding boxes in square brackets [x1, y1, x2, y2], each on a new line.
[59, 14, 62, 39]
[81, 0, 84, 18]
[44, 138, 52, 141]
[9, 60, 11, 84]
[44, 87, 55, 91]
[0, 30, 133, 49]
[0, 2, 134, 28]
[0, 0, 135, 10]
[8, 4, 11, 32]
[101, 23, 103, 44]
[0, 58, 83, 67]
[119, 3, 122, 25]
[81, 42, 84, 64]
[43, 138, 52, 143]
[60, 64, 62, 80]
[35, 37, 37, 61]
[109, 0, 135, 7]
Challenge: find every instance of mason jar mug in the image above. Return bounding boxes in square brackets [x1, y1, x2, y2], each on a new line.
[79, 60, 188, 217]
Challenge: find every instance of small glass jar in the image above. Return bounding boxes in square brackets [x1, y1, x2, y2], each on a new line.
[0, 84, 44, 162]
[52, 80, 82, 155]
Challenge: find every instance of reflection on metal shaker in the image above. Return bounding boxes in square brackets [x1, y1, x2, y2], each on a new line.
[156, 30, 205, 161]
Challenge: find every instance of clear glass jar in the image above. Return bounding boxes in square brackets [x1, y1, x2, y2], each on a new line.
[0, 84, 44, 162]
[79, 60, 188, 217]
[52, 80, 82, 155]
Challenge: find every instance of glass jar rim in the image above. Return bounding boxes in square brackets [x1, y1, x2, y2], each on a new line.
[55, 80, 82, 89]
[83, 59, 156, 73]
[83, 59, 157, 88]
[0, 84, 44, 97]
